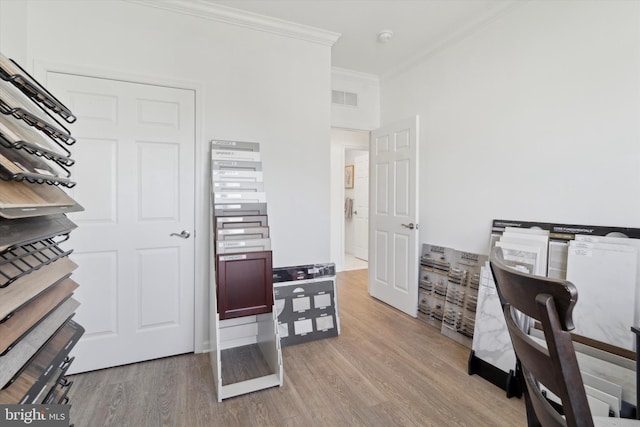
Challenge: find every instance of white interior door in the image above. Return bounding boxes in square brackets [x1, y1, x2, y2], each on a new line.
[46, 72, 196, 373]
[369, 116, 419, 317]
[353, 151, 369, 261]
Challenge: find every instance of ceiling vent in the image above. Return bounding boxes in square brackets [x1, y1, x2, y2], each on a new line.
[332, 90, 358, 107]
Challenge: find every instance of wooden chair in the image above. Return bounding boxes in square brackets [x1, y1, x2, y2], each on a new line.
[489, 247, 639, 427]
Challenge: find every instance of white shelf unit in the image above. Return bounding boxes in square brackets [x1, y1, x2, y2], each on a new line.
[208, 140, 282, 402]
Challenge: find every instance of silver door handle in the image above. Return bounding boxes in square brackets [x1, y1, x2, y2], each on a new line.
[401, 223, 415, 230]
[170, 230, 191, 239]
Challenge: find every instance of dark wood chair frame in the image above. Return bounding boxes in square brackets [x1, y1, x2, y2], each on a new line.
[490, 246, 595, 427]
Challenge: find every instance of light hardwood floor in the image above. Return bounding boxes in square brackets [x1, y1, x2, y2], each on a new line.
[66, 269, 526, 426]
[344, 253, 368, 271]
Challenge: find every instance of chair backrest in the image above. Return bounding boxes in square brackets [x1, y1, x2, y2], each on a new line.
[489, 246, 594, 427]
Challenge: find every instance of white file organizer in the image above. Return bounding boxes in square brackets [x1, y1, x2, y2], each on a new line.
[217, 238, 272, 254]
[213, 181, 265, 193]
[217, 227, 270, 241]
[216, 215, 268, 229]
[212, 170, 263, 183]
[213, 192, 267, 204]
[212, 159, 261, 172]
[211, 149, 261, 162]
[209, 140, 282, 401]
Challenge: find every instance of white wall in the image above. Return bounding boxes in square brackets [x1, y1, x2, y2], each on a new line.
[381, 1, 640, 255]
[2, 0, 333, 267]
[0, 0, 27, 64]
[1, 0, 334, 349]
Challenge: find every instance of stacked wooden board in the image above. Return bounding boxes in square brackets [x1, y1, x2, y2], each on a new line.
[0, 51, 84, 422]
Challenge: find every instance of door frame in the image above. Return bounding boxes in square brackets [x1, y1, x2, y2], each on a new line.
[34, 60, 209, 353]
[330, 128, 369, 272]
[348, 149, 369, 261]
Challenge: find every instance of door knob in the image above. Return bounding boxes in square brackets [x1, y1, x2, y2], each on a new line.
[401, 223, 415, 230]
[354, 210, 358, 215]
[170, 230, 191, 239]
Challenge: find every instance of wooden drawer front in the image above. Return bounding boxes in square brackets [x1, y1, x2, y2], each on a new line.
[212, 159, 262, 172]
[210, 140, 260, 152]
[213, 202, 267, 217]
[217, 251, 273, 320]
[215, 215, 268, 230]
[217, 226, 269, 241]
[216, 238, 271, 255]
[211, 170, 263, 183]
[212, 181, 264, 193]
[213, 192, 266, 204]
[211, 149, 261, 162]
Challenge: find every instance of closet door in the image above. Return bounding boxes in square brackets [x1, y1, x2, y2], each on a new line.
[46, 72, 196, 373]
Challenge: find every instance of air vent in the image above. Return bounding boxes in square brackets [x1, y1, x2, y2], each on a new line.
[331, 90, 358, 107]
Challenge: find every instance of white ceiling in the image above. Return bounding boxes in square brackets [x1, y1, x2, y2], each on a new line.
[209, 0, 515, 77]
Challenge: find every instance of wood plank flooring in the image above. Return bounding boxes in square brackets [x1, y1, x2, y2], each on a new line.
[66, 268, 526, 426]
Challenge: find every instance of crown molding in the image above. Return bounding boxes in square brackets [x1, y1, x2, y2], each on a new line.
[332, 67, 379, 84]
[127, 0, 340, 46]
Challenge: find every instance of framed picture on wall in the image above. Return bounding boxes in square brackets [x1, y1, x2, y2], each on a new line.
[345, 165, 354, 189]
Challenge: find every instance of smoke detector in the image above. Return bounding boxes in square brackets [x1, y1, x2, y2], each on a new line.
[377, 30, 394, 44]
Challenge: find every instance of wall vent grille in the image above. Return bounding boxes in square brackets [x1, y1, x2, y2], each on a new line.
[332, 90, 358, 107]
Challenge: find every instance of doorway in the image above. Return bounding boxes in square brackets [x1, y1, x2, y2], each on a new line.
[345, 149, 369, 270]
[330, 128, 369, 272]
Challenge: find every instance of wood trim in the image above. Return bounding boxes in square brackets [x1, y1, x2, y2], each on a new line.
[0, 214, 76, 252]
[0, 278, 78, 355]
[0, 257, 78, 320]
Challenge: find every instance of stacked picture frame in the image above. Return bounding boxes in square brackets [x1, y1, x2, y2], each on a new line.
[0, 51, 84, 423]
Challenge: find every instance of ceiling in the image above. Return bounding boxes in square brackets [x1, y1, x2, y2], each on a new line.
[209, 0, 515, 77]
